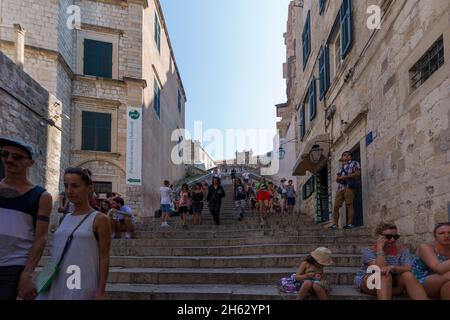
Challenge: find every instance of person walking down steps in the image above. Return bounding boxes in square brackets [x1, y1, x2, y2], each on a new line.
[207, 177, 226, 225]
[234, 178, 247, 221]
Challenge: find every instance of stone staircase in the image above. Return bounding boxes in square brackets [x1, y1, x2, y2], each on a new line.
[40, 177, 377, 300]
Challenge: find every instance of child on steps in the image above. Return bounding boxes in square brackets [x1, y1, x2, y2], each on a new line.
[296, 247, 333, 300]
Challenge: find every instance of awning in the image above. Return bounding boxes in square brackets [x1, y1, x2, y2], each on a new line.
[292, 133, 331, 176]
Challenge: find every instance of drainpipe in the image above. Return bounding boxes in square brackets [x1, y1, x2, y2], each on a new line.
[13, 24, 25, 68]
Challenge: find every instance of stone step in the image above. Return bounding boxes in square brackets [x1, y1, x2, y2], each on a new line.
[107, 267, 359, 286]
[130, 227, 371, 239]
[105, 284, 375, 300]
[41, 254, 361, 268]
[58, 243, 366, 256]
[109, 235, 372, 246]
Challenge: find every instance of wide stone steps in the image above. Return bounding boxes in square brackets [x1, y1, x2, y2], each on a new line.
[41, 253, 362, 268]
[43, 243, 367, 257]
[109, 235, 372, 247]
[106, 267, 359, 286]
[105, 283, 374, 300]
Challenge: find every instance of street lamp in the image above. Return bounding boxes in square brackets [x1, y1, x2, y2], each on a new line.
[279, 147, 286, 160]
[309, 144, 324, 164]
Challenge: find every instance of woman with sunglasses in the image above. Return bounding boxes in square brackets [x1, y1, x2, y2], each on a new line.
[412, 223, 450, 299]
[354, 222, 428, 300]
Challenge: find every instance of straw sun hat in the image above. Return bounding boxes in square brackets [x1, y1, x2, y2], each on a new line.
[310, 247, 334, 266]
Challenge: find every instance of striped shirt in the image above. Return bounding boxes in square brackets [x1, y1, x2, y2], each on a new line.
[354, 246, 413, 288]
[0, 186, 46, 266]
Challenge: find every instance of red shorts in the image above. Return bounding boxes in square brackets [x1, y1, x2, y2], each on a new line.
[257, 190, 270, 201]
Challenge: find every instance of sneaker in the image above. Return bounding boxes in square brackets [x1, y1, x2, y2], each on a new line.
[111, 233, 116, 239]
[328, 224, 338, 229]
[124, 232, 132, 239]
[343, 224, 355, 229]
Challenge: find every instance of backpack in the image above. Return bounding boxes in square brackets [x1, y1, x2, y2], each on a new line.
[277, 273, 302, 294]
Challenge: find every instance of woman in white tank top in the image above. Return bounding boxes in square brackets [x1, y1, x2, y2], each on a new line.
[37, 168, 111, 300]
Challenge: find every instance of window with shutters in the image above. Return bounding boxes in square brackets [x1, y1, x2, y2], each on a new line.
[319, 0, 326, 15]
[155, 13, 161, 53]
[81, 111, 112, 152]
[83, 39, 113, 78]
[308, 77, 317, 121]
[302, 11, 311, 69]
[153, 79, 161, 119]
[319, 46, 330, 99]
[340, 0, 353, 58]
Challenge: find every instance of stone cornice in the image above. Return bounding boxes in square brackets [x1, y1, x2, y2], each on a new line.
[81, 23, 124, 35]
[123, 76, 147, 88]
[72, 95, 122, 107]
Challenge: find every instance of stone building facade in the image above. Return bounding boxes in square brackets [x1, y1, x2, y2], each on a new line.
[0, 50, 63, 199]
[185, 140, 217, 171]
[279, 0, 450, 245]
[0, 0, 186, 216]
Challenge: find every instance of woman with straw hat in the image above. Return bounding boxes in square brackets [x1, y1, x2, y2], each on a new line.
[296, 247, 333, 300]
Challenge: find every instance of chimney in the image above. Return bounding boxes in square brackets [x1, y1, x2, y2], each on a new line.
[13, 24, 26, 68]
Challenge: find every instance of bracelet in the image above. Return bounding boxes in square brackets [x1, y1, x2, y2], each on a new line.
[375, 252, 384, 256]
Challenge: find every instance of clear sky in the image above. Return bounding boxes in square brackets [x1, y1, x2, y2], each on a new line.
[160, 0, 291, 160]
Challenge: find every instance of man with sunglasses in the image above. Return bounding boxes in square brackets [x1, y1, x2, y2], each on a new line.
[0, 138, 53, 300]
[329, 151, 361, 230]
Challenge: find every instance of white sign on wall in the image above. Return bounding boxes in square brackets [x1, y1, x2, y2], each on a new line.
[126, 107, 142, 186]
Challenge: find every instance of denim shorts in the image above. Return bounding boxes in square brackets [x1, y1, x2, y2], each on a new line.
[161, 204, 172, 213]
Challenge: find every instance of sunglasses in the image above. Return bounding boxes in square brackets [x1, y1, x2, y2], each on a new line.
[382, 234, 400, 240]
[0, 150, 30, 161]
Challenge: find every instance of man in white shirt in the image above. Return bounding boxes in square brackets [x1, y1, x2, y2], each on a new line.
[160, 180, 172, 227]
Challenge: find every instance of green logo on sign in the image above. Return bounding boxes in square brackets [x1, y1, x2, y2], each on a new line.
[129, 110, 140, 120]
[128, 178, 141, 183]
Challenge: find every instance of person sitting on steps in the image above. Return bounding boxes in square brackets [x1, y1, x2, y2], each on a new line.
[354, 222, 428, 300]
[412, 222, 450, 300]
[296, 247, 333, 300]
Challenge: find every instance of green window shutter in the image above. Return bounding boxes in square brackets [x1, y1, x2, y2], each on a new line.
[82, 111, 111, 152]
[340, 0, 353, 58]
[178, 90, 182, 113]
[309, 77, 317, 121]
[84, 39, 112, 78]
[82, 111, 95, 150]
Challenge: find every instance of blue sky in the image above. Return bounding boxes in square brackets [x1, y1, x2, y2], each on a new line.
[160, 0, 290, 160]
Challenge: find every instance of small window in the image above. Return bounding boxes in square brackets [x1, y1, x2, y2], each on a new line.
[83, 39, 113, 78]
[328, 23, 342, 82]
[153, 79, 161, 119]
[178, 90, 182, 113]
[302, 11, 311, 69]
[93, 181, 113, 196]
[154, 13, 161, 53]
[410, 36, 444, 91]
[302, 176, 315, 200]
[82, 111, 112, 152]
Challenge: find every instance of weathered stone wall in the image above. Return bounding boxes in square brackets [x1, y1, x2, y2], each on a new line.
[285, 0, 450, 246]
[141, 0, 186, 216]
[0, 50, 63, 199]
